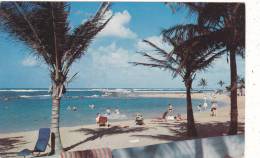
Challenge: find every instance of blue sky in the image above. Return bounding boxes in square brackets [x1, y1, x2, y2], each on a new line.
[0, 2, 244, 89]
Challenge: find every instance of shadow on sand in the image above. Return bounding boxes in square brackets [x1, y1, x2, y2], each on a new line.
[0, 136, 27, 157]
[133, 121, 244, 141]
[64, 126, 149, 151]
[112, 121, 245, 158]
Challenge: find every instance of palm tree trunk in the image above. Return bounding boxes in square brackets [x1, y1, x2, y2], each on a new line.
[228, 50, 238, 135]
[50, 84, 63, 154]
[186, 80, 197, 137]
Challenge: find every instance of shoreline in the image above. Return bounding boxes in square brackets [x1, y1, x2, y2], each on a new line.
[0, 93, 244, 156]
[0, 92, 221, 134]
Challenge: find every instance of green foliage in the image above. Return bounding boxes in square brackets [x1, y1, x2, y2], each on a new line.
[198, 78, 207, 89]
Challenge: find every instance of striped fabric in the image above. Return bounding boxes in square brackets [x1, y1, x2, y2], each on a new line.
[60, 148, 112, 158]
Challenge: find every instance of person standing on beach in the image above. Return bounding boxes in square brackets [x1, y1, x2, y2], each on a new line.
[203, 96, 208, 110]
[210, 102, 218, 116]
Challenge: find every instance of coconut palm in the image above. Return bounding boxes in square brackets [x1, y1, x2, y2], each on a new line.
[198, 78, 207, 91]
[164, 2, 245, 135]
[0, 2, 111, 154]
[217, 80, 225, 94]
[218, 80, 225, 88]
[131, 28, 225, 137]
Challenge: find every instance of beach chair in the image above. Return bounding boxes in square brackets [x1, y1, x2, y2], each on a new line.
[17, 128, 51, 157]
[98, 116, 108, 127]
[60, 148, 112, 158]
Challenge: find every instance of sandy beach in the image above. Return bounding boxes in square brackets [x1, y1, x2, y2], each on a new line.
[0, 93, 245, 157]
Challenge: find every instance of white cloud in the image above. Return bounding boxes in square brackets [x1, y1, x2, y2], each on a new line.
[69, 42, 176, 88]
[21, 56, 38, 67]
[90, 42, 140, 69]
[98, 10, 137, 39]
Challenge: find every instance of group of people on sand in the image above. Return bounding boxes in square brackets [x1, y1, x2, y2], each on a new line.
[95, 107, 122, 127]
[197, 96, 218, 117]
[162, 104, 183, 121]
[135, 104, 184, 125]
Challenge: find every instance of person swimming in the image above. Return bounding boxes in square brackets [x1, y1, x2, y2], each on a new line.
[89, 104, 95, 109]
[106, 108, 111, 115]
[115, 107, 120, 115]
[72, 106, 77, 111]
[67, 106, 72, 111]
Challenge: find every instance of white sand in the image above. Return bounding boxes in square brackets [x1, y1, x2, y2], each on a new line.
[0, 93, 244, 157]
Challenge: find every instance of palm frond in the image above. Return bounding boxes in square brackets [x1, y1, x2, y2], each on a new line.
[62, 2, 111, 75]
[0, 2, 111, 84]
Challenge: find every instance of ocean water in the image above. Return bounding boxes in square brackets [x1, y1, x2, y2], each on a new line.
[0, 88, 216, 133]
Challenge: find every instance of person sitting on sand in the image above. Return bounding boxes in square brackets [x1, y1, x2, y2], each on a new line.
[135, 113, 144, 125]
[166, 104, 175, 120]
[210, 102, 218, 116]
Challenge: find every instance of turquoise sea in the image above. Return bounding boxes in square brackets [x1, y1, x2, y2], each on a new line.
[0, 88, 218, 133]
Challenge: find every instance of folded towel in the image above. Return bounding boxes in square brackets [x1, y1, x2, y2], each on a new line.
[61, 148, 112, 158]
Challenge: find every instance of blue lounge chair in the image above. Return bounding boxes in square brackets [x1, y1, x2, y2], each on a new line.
[18, 128, 51, 157]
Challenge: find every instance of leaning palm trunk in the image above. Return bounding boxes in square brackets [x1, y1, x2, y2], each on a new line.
[228, 50, 238, 135]
[51, 97, 63, 152]
[185, 80, 197, 137]
[51, 83, 64, 153]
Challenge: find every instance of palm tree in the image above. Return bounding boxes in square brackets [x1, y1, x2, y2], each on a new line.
[131, 28, 224, 137]
[225, 85, 231, 93]
[217, 80, 225, 94]
[164, 2, 245, 135]
[218, 80, 225, 88]
[0, 2, 111, 154]
[198, 78, 207, 91]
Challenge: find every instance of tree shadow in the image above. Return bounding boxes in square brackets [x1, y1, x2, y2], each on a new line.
[113, 121, 244, 158]
[64, 126, 149, 151]
[0, 136, 27, 157]
[133, 121, 244, 141]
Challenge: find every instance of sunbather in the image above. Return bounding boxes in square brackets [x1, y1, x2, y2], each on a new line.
[175, 113, 183, 121]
